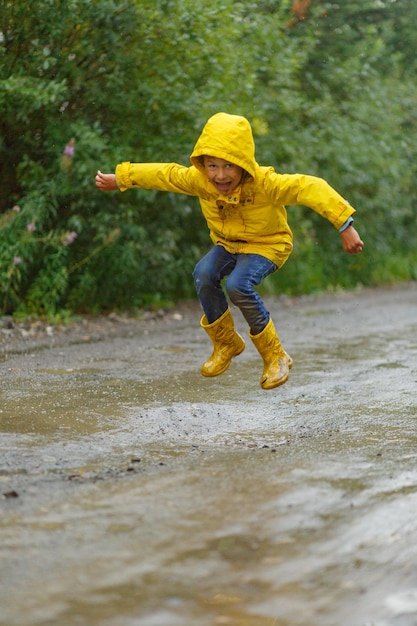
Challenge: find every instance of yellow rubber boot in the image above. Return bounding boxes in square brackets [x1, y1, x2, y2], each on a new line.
[200, 308, 245, 377]
[249, 318, 293, 389]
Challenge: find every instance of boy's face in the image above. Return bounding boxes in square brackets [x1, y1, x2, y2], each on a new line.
[203, 156, 243, 195]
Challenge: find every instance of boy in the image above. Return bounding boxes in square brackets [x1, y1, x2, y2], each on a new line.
[96, 112, 364, 389]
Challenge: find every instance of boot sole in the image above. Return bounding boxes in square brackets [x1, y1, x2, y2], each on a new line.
[261, 372, 289, 389]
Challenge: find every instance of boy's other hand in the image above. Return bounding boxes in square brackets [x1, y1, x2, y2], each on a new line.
[95, 170, 119, 191]
[341, 225, 364, 254]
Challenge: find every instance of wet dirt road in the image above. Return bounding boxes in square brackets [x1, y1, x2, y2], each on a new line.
[1, 283, 417, 626]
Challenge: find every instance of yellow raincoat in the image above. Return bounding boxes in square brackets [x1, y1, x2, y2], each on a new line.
[115, 112, 355, 268]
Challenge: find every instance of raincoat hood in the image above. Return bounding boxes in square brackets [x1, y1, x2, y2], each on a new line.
[190, 112, 257, 179]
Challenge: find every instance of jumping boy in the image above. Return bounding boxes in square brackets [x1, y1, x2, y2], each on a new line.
[96, 112, 364, 389]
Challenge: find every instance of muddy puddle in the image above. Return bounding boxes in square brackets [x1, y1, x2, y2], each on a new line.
[1, 284, 417, 625]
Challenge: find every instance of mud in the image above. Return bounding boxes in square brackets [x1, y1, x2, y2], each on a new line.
[1, 283, 416, 626]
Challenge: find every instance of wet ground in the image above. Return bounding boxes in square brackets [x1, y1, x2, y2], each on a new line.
[1, 283, 417, 626]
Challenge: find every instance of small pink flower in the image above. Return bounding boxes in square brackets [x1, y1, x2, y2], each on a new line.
[26, 223, 36, 232]
[63, 231, 78, 246]
[63, 144, 75, 157]
[63, 137, 75, 157]
[12, 205, 20, 212]
[14, 256, 22, 265]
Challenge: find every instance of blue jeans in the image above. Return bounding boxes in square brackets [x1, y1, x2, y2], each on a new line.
[193, 245, 277, 335]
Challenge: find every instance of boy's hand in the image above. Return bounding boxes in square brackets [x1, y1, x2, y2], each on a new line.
[341, 225, 364, 254]
[95, 170, 119, 191]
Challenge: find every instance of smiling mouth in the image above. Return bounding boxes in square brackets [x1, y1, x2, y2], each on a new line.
[215, 182, 232, 192]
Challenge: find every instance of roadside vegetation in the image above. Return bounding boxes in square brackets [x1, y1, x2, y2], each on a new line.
[1, 0, 416, 319]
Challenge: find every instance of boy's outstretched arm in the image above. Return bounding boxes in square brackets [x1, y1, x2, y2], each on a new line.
[95, 170, 119, 191]
[341, 225, 364, 254]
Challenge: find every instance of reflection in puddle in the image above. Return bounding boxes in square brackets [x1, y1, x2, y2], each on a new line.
[36, 367, 105, 375]
[0, 377, 125, 436]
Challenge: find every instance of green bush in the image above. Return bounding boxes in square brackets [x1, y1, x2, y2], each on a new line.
[1, 0, 416, 318]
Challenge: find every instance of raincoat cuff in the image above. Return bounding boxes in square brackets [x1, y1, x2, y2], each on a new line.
[339, 217, 354, 233]
[115, 162, 131, 192]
